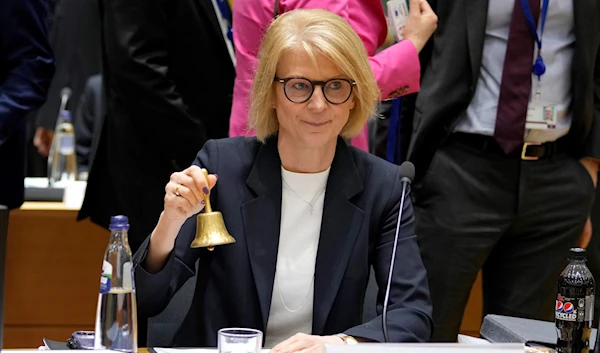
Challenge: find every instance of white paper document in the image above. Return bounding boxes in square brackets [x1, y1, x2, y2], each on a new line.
[154, 344, 529, 353]
[324, 343, 526, 353]
[154, 348, 271, 353]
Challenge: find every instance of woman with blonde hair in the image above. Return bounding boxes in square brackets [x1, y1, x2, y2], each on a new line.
[229, 0, 438, 152]
[134, 8, 432, 351]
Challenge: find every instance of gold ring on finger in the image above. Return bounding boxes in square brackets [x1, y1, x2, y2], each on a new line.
[174, 185, 181, 197]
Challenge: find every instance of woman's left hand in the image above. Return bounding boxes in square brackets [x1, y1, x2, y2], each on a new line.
[271, 333, 343, 353]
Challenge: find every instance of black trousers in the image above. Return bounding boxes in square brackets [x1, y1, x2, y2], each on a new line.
[413, 134, 596, 342]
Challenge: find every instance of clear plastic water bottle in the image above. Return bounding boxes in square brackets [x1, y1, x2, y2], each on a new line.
[94, 215, 138, 352]
[48, 110, 77, 186]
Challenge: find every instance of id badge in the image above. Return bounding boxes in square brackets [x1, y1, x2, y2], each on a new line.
[387, 0, 410, 41]
[525, 79, 567, 130]
[526, 102, 559, 130]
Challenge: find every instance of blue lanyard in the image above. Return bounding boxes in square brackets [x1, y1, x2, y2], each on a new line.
[520, 0, 549, 80]
[386, 98, 403, 164]
[216, 0, 233, 42]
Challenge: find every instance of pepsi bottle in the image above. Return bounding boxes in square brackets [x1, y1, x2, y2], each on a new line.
[556, 248, 595, 353]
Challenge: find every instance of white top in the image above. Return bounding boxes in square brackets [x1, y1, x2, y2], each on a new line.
[264, 166, 330, 348]
[456, 0, 574, 143]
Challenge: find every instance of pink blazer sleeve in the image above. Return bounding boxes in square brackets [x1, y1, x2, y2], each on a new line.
[371, 40, 421, 99]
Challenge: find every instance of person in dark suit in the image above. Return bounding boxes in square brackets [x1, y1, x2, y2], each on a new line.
[134, 9, 433, 349]
[31, 0, 101, 158]
[78, 0, 236, 254]
[0, 0, 54, 210]
[407, 0, 600, 342]
[74, 74, 104, 180]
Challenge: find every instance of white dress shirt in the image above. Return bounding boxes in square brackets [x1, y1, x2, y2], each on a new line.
[455, 0, 575, 143]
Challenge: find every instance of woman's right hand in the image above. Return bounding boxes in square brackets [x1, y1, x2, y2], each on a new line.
[162, 165, 218, 227]
[402, 0, 438, 53]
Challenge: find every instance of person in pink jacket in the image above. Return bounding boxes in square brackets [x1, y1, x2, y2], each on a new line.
[229, 0, 438, 151]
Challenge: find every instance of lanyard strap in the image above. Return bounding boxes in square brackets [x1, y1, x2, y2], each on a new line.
[520, 0, 549, 79]
[520, 0, 549, 51]
[386, 98, 403, 164]
[216, 0, 233, 42]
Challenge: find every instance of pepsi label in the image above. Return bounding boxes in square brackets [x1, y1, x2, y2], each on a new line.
[556, 294, 590, 322]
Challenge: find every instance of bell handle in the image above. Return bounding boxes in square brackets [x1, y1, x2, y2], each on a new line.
[201, 168, 213, 213]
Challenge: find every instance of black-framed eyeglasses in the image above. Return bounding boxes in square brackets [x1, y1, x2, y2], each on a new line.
[274, 76, 357, 104]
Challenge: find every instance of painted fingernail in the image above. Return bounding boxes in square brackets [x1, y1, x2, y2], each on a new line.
[214, 174, 218, 181]
[203, 186, 209, 194]
[201, 200, 205, 205]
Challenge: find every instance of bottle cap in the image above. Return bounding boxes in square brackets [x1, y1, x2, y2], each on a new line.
[109, 215, 130, 231]
[569, 247, 586, 260]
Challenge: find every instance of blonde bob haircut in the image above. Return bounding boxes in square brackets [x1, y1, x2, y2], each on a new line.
[248, 8, 380, 141]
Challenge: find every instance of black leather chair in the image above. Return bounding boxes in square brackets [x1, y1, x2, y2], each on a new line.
[146, 263, 197, 347]
[0, 205, 8, 348]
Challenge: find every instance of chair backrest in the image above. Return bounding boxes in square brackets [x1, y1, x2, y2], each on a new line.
[147, 266, 197, 346]
[0, 205, 8, 348]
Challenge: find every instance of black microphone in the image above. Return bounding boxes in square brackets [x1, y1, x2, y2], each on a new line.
[382, 161, 415, 343]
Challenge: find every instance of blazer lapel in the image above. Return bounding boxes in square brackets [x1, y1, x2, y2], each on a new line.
[312, 139, 364, 335]
[241, 137, 283, 330]
[466, 0, 489, 90]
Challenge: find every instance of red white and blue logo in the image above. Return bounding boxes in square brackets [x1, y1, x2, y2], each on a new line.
[555, 297, 578, 322]
[563, 302, 574, 313]
[556, 300, 575, 313]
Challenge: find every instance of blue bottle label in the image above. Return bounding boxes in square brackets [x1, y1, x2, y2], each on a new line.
[59, 134, 75, 155]
[99, 260, 113, 294]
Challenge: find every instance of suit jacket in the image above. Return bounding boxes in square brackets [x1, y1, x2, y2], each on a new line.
[407, 0, 600, 181]
[34, 0, 101, 130]
[79, 0, 235, 250]
[133, 136, 433, 346]
[0, 0, 54, 209]
[74, 74, 104, 174]
[229, 0, 421, 151]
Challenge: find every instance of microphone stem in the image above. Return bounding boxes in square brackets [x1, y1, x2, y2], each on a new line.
[382, 180, 409, 343]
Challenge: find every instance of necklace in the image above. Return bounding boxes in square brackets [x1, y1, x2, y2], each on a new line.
[281, 177, 325, 215]
[276, 275, 315, 313]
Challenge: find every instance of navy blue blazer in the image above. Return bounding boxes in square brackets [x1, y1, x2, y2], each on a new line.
[134, 136, 433, 346]
[0, 0, 54, 209]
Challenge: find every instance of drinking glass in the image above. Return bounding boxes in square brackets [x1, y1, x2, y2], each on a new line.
[218, 328, 263, 353]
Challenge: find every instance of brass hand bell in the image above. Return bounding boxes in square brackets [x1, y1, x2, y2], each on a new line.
[190, 168, 236, 250]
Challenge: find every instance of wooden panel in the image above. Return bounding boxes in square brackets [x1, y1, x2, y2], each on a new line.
[461, 272, 484, 337]
[18, 202, 79, 211]
[3, 206, 109, 348]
